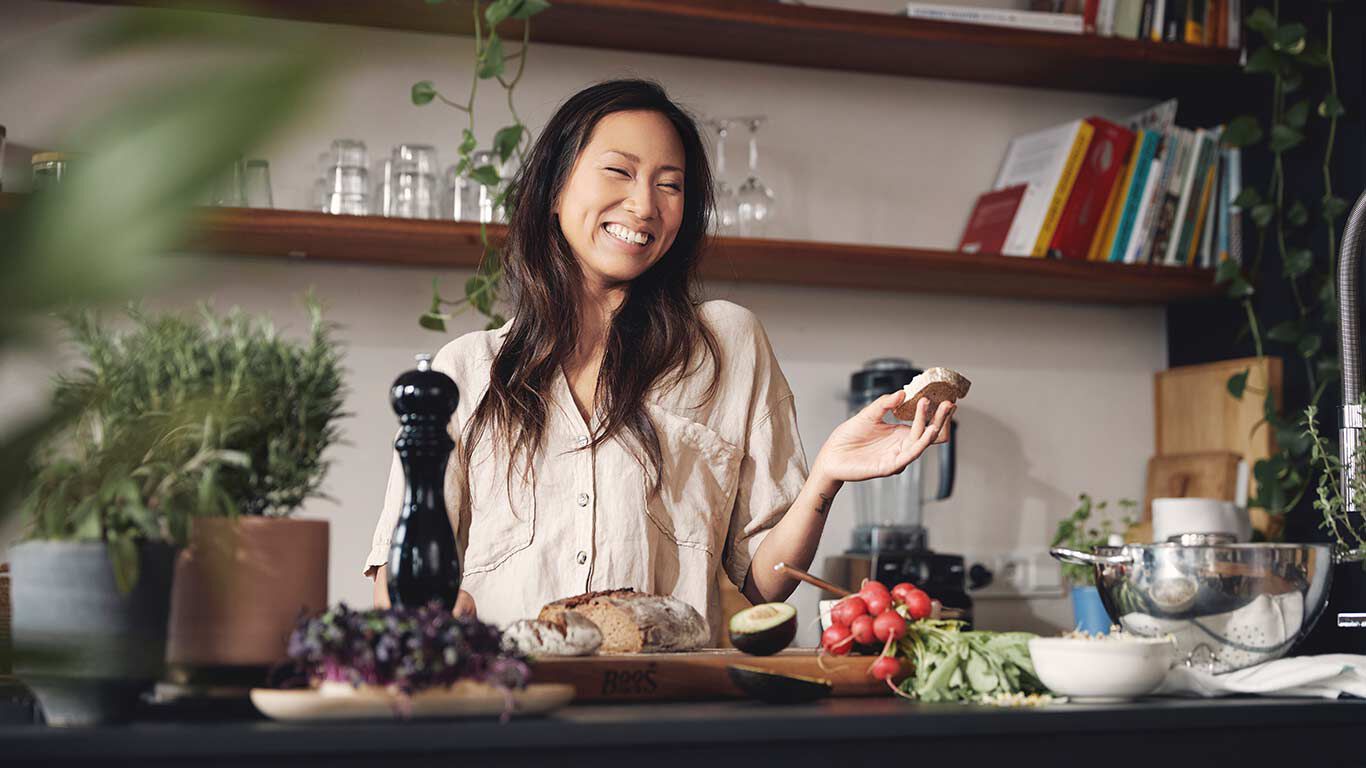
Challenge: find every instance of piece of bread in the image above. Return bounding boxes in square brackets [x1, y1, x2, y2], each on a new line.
[538, 588, 708, 654]
[502, 611, 603, 657]
[892, 367, 971, 422]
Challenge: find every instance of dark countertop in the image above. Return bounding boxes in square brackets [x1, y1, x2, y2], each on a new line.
[2, 696, 1366, 767]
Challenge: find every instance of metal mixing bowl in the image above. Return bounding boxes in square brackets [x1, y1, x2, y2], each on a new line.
[1052, 538, 1363, 673]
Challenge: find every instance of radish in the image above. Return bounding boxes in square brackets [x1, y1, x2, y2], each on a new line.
[820, 624, 853, 656]
[849, 614, 876, 645]
[902, 589, 933, 621]
[869, 655, 902, 681]
[890, 582, 917, 604]
[829, 596, 868, 627]
[872, 610, 907, 642]
[859, 579, 890, 598]
[861, 589, 891, 616]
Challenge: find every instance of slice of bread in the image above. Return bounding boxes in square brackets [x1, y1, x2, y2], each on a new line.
[538, 588, 708, 654]
[502, 611, 603, 657]
[892, 367, 971, 422]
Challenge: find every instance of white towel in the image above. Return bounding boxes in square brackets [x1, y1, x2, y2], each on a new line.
[1156, 654, 1366, 699]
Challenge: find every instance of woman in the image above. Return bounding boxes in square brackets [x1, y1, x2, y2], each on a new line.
[365, 79, 954, 636]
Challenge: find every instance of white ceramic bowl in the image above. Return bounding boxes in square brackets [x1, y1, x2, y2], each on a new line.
[1027, 636, 1176, 701]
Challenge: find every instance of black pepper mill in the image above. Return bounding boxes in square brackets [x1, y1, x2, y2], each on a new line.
[387, 353, 461, 611]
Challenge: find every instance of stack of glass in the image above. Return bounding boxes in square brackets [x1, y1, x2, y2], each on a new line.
[317, 139, 369, 215]
[390, 144, 440, 219]
[442, 149, 504, 223]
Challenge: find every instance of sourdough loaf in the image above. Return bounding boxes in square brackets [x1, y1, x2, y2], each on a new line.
[538, 588, 708, 653]
[502, 611, 603, 657]
[892, 367, 971, 422]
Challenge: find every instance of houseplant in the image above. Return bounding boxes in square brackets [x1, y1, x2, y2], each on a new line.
[1051, 494, 1136, 635]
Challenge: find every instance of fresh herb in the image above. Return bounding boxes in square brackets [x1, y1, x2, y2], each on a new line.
[895, 620, 1044, 703]
[1050, 494, 1137, 586]
[286, 602, 530, 698]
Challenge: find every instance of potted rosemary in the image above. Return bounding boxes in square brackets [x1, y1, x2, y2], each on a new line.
[1050, 494, 1136, 635]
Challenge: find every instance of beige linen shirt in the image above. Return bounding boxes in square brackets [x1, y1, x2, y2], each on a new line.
[365, 300, 808, 640]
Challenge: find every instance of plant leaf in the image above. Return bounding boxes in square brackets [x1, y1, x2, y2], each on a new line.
[1267, 321, 1301, 344]
[1222, 115, 1263, 148]
[1272, 23, 1307, 54]
[1298, 333, 1322, 358]
[485, 0, 517, 26]
[1227, 275, 1255, 299]
[418, 312, 447, 332]
[108, 535, 139, 596]
[411, 80, 437, 106]
[1215, 257, 1241, 284]
[1246, 8, 1276, 38]
[1319, 93, 1347, 119]
[1285, 100, 1310, 130]
[1244, 46, 1279, 75]
[1323, 195, 1349, 222]
[1252, 203, 1276, 228]
[469, 164, 501, 187]
[510, 0, 551, 19]
[1233, 187, 1262, 209]
[493, 124, 524, 164]
[459, 129, 477, 156]
[477, 33, 505, 79]
[1270, 124, 1304, 153]
[1227, 369, 1250, 399]
[1288, 201, 1309, 227]
[1283, 247, 1313, 278]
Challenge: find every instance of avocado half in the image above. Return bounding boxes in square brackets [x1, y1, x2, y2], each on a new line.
[728, 602, 798, 656]
[728, 664, 833, 704]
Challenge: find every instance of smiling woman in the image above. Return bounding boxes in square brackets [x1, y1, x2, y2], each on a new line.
[365, 80, 955, 640]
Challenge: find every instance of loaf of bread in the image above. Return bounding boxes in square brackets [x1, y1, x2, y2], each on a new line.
[538, 588, 708, 653]
[892, 367, 971, 422]
[502, 611, 603, 657]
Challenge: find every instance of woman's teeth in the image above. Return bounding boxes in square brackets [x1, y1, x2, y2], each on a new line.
[604, 223, 651, 246]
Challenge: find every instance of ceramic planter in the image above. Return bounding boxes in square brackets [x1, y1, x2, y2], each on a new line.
[167, 517, 328, 680]
[9, 539, 176, 726]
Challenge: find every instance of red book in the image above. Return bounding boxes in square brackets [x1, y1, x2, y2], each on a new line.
[1083, 0, 1099, 33]
[1048, 116, 1136, 260]
[958, 184, 1028, 256]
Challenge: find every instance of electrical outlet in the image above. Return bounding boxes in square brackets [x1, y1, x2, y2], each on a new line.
[965, 549, 1066, 600]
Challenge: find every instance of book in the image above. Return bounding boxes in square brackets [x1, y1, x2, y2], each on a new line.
[1116, 0, 1145, 39]
[1199, 150, 1221, 267]
[1215, 147, 1231, 263]
[1150, 0, 1166, 41]
[993, 119, 1094, 257]
[1050, 116, 1137, 260]
[904, 3, 1085, 33]
[958, 184, 1028, 255]
[1032, 122, 1095, 256]
[1166, 128, 1214, 265]
[1188, 128, 1223, 265]
[1123, 155, 1165, 263]
[1163, 0, 1184, 42]
[1084, 0, 1099, 33]
[1086, 156, 1130, 262]
[1226, 146, 1243, 264]
[1125, 99, 1179, 133]
[1098, 0, 1118, 35]
[1185, 0, 1206, 44]
[1108, 130, 1163, 261]
[1149, 128, 1194, 263]
[1227, 0, 1242, 49]
[1140, 131, 1186, 264]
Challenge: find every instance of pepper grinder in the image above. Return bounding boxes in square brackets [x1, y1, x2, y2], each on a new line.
[387, 353, 461, 610]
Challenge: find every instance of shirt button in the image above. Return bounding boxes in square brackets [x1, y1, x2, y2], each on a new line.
[577, 492, 590, 507]
[575, 435, 590, 448]
[576, 551, 588, 565]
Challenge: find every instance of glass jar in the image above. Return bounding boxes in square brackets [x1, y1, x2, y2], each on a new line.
[31, 152, 74, 190]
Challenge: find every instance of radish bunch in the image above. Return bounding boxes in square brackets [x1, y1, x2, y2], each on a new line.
[819, 579, 937, 687]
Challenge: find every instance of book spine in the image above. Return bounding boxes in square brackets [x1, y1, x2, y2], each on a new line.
[1140, 0, 1156, 40]
[1163, 0, 1184, 42]
[1124, 157, 1164, 263]
[1172, 131, 1215, 264]
[1227, 0, 1241, 49]
[1109, 132, 1160, 261]
[1151, 0, 1166, 41]
[1099, 0, 1118, 36]
[1227, 146, 1243, 264]
[1088, 167, 1128, 261]
[1084, 0, 1099, 33]
[1184, 0, 1204, 44]
[1199, 153, 1220, 267]
[905, 4, 1086, 32]
[1186, 143, 1219, 265]
[1150, 130, 1192, 263]
[1032, 122, 1095, 257]
[1216, 147, 1231, 263]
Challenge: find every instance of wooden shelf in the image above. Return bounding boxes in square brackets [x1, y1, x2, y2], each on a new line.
[54, 0, 1242, 98]
[176, 206, 1218, 305]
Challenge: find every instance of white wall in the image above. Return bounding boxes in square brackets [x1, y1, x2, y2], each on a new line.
[0, 0, 1163, 639]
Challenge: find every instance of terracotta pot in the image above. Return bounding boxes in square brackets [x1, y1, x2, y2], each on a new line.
[167, 517, 328, 668]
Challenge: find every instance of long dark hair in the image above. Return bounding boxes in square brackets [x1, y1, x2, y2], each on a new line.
[460, 79, 719, 507]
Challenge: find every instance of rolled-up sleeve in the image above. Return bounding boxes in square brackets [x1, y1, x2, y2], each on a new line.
[363, 450, 407, 577]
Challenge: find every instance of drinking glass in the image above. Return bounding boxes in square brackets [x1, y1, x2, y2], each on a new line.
[442, 164, 471, 221]
[328, 139, 368, 169]
[391, 144, 439, 219]
[322, 166, 369, 215]
[735, 117, 775, 237]
[469, 149, 504, 223]
[243, 159, 273, 208]
[708, 119, 738, 234]
[373, 158, 394, 217]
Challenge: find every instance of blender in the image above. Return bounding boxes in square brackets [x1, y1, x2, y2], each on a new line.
[821, 358, 974, 623]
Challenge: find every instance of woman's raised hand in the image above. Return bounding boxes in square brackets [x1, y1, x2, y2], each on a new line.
[812, 390, 955, 484]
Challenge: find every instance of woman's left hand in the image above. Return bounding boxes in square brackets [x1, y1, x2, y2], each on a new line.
[812, 391, 955, 484]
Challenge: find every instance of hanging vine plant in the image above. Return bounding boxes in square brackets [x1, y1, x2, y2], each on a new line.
[414, 0, 550, 332]
[1218, 0, 1347, 534]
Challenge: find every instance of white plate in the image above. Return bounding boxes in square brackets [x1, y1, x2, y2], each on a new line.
[250, 680, 575, 721]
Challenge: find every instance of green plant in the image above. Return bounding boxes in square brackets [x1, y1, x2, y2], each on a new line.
[1050, 494, 1137, 586]
[1218, 1, 1346, 525]
[1304, 395, 1366, 553]
[413, 0, 552, 332]
[22, 299, 346, 591]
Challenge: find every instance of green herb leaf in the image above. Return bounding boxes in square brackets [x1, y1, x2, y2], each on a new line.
[493, 124, 525, 164]
[108, 535, 139, 596]
[1222, 115, 1263, 148]
[1298, 333, 1322, 358]
[459, 129, 477, 156]
[1319, 93, 1347, 119]
[1251, 203, 1275, 228]
[1233, 187, 1262, 209]
[1272, 23, 1307, 54]
[1246, 8, 1276, 38]
[418, 312, 447, 332]
[411, 80, 437, 106]
[1270, 124, 1304, 153]
[1283, 247, 1313, 278]
[477, 33, 505, 79]
[1215, 257, 1241, 285]
[1288, 201, 1309, 227]
[1244, 46, 1279, 75]
[470, 164, 501, 187]
[1227, 369, 1250, 399]
[485, 0, 517, 26]
[1267, 320, 1301, 344]
[1227, 275, 1255, 299]
[511, 0, 551, 19]
[1323, 195, 1349, 221]
[1285, 100, 1310, 130]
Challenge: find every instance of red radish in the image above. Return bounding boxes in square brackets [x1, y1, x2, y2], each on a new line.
[861, 589, 891, 616]
[903, 589, 933, 620]
[830, 596, 868, 627]
[821, 624, 853, 656]
[890, 582, 918, 604]
[860, 579, 890, 597]
[869, 655, 902, 681]
[872, 610, 907, 642]
[849, 614, 876, 645]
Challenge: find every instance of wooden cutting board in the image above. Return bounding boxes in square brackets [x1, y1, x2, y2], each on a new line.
[530, 649, 887, 702]
[1142, 451, 1243, 519]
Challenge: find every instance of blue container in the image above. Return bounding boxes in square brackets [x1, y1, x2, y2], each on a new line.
[1070, 585, 1112, 635]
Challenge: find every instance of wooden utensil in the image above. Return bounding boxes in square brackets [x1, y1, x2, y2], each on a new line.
[774, 562, 966, 620]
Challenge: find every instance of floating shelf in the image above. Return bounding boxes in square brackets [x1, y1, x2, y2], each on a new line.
[176, 206, 1218, 305]
[52, 0, 1241, 98]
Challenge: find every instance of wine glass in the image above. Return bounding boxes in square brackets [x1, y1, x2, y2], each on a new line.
[708, 118, 738, 234]
[736, 116, 775, 237]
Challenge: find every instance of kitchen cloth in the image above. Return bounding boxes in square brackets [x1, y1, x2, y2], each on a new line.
[1155, 654, 1366, 699]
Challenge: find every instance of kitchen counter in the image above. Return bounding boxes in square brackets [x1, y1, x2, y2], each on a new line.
[1, 696, 1364, 767]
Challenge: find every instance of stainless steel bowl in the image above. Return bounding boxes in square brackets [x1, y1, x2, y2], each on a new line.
[1052, 539, 1365, 673]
